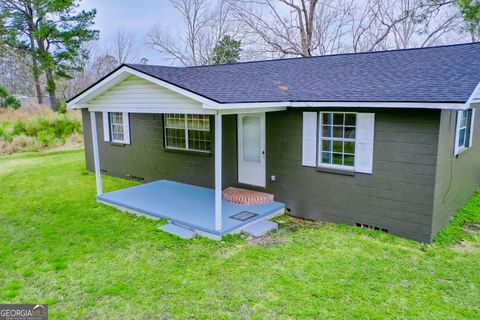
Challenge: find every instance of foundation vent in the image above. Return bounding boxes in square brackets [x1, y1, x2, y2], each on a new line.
[127, 174, 145, 182]
[355, 223, 388, 233]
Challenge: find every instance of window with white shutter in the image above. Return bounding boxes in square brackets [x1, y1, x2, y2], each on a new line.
[301, 111, 375, 174]
[302, 112, 317, 166]
[319, 112, 356, 170]
[354, 113, 375, 174]
[102, 112, 110, 142]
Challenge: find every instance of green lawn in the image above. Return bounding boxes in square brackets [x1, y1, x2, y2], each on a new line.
[1, 150, 480, 319]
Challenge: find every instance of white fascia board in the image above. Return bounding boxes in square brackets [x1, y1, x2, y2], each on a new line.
[466, 81, 480, 106]
[203, 102, 286, 109]
[67, 67, 131, 108]
[87, 106, 217, 115]
[218, 107, 286, 115]
[68, 66, 219, 109]
[125, 68, 218, 106]
[206, 101, 468, 110]
[289, 101, 468, 110]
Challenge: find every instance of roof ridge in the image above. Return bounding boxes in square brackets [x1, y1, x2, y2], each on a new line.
[134, 41, 480, 69]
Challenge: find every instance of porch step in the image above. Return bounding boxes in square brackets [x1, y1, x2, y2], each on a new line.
[242, 219, 278, 237]
[159, 223, 197, 239]
[223, 187, 274, 205]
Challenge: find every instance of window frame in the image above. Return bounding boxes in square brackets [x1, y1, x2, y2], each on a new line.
[163, 114, 211, 154]
[317, 111, 357, 172]
[455, 109, 474, 155]
[109, 112, 126, 144]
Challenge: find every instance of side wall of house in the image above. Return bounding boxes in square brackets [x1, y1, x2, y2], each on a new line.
[82, 110, 238, 189]
[432, 108, 480, 236]
[264, 108, 440, 242]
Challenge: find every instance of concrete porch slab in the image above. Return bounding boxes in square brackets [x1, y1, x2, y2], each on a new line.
[97, 180, 285, 239]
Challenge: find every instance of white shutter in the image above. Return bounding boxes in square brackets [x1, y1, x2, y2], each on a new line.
[102, 112, 110, 142]
[453, 111, 461, 156]
[122, 112, 130, 144]
[354, 113, 375, 174]
[302, 112, 318, 166]
[469, 108, 475, 147]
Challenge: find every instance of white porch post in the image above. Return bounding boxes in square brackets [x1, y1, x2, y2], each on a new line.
[215, 113, 222, 231]
[90, 111, 103, 195]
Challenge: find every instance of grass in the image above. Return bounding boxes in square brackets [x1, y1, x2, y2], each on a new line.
[0, 150, 479, 319]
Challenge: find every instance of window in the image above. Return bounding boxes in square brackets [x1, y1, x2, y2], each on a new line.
[455, 109, 475, 155]
[109, 112, 127, 143]
[302, 111, 374, 174]
[319, 112, 356, 169]
[164, 114, 211, 152]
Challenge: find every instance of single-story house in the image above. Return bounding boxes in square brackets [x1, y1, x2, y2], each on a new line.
[68, 42, 480, 242]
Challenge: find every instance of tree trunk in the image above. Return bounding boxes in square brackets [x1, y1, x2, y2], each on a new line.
[27, 17, 43, 105]
[31, 59, 43, 105]
[45, 69, 58, 111]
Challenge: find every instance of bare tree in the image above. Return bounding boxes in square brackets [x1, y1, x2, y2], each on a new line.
[227, 0, 323, 57]
[146, 0, 238, 66]
[349, 0, 413, 53]
[226, 0, 469, 58]
[0, 46, 37, 96]
[109, 29, 139, 64]
[381, 0, 462, 49]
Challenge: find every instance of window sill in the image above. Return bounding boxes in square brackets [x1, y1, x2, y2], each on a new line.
[164, 148, 211, 157]
[109, 142, 126, 147]
[316, 166, 355, 176]
[455, 146, 470, 158]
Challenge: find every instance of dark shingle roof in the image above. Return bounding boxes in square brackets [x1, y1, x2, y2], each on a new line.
[125, 43, 480, 104]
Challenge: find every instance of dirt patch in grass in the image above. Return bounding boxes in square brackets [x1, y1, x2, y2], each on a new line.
[450, 224, 480, 253]
[451, 240, 479, 253]
[464, 223, 480, 232]
[246, 232, 289, 247]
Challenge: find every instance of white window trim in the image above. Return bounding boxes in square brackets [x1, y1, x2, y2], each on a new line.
[164, 114, 211, 153]
[317, 112, 357, 172]
[108, 112, 130, 144]
[454, 109, 475, 156]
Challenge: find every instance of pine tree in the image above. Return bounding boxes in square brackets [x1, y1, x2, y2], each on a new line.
[1, 0, 98, 111]
[212, 35, 241, 65]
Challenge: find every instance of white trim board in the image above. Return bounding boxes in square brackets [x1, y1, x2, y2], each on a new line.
[204, 101, 468, 110]
[87, 106, 216, 115]
[466, 80, 480, 105]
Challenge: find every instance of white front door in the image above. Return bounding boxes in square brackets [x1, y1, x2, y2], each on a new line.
[238, 113, 266, 187]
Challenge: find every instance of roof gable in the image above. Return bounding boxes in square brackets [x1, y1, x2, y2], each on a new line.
[90, 75, 202, 109]
[67, 66, 218, 109]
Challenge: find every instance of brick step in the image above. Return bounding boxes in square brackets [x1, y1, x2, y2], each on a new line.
[223, 187, 274, 205]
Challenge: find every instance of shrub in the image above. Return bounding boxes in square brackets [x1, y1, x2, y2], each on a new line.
[12, 135, 36, 149]
[0, 106, 83, 154]
[37, 130, 56, 147]
[0, 84, 21, 109]
[5, 96, 21, 109]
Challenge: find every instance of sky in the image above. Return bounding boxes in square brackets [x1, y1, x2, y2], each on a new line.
[79, 0, 180, 65]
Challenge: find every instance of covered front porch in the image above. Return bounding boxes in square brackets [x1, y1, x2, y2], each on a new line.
[76, 66, 288, 239]
[97, 180, 285, 239]
[88, 107, 286, 239]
